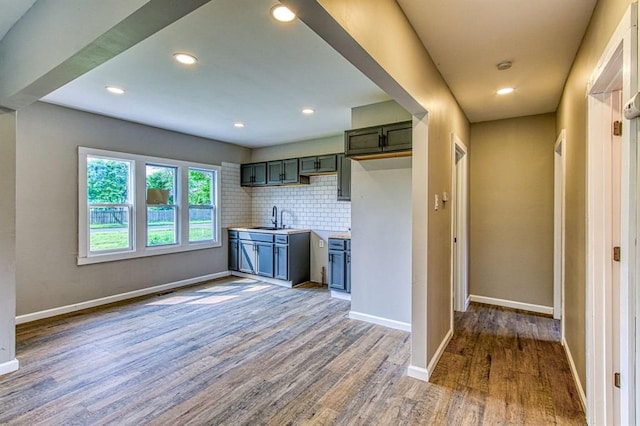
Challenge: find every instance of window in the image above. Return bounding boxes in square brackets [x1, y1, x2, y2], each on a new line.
[146, 164, 178, 247]
[87, 156, 134, 253]
[78, 147, 221, 265]
[189, 168, 216, 243]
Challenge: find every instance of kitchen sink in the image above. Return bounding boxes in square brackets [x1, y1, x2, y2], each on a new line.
[250, 226, 280, 230]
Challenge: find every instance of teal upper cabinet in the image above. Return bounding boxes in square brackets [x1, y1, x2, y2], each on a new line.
[241, 162, 267, 186]
[337, 154, 351, 201]
[345, 120, 412, 159]
[299, 154, 337, 175]
[267, 158, 309, 185]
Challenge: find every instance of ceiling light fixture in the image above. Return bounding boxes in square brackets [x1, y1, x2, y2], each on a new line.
[497, 87, 514, 95]
[302, 108, 315, 115]
[105, 86, 125, 95]
[234, 122, 245, 128]
[271, 5, 296, 22]
[496, 61, 512, 71]
[173, 53, 198, 65]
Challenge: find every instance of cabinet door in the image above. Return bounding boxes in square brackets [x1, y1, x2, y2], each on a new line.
[328, 250, 346, 291]
[239, 240, 256, 274]
[229, 239, 239, 271]
[240, 164, 254, 186]
[252, 163, 267, 185]
[337, 154, 351, 201]
[256, 242, 274, 277]
[281, 158, 299, 184]
[274, 244, 289, 280]
[316, 154, 337, 173]
[345, 127, 382, 156]
[267, 161, 283, 185]
[299, 156, 318, 174]
[383, 122, 412, 152]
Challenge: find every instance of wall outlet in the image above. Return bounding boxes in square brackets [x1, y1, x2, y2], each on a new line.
[319, 240, 325, 248]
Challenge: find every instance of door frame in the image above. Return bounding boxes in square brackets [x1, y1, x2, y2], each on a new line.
[585, 4, 637, 425]
[451, 133, 469, 313]
[553, 130, 566, 325]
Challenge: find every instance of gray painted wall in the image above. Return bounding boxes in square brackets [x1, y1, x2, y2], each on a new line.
[15, 102, 250, 315]
[250, 134, 343, 162]
[469, 113, 555, 307]
[350, 157, 412, 324]
[0, 111, 16, 367]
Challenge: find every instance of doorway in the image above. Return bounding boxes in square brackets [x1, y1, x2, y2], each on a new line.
[553, 130, 565, 328]
[452, 133, 469, 313]
[585, 5, 637, 424]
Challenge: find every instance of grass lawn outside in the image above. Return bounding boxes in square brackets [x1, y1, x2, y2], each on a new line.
[90, 224, 214, 251]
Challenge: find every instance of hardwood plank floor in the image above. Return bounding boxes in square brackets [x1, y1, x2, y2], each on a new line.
[0, 277, 585, 425]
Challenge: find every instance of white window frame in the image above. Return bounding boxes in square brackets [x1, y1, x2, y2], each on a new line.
[187, 167, 218, 244]
[145, 163, 180, 248]
[78, 147, 222, 265]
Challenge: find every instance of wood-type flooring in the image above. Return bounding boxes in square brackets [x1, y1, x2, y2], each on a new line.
[0, 277, 585, 425]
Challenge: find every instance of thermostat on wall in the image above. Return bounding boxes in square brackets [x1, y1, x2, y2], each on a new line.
[624, 92, 640, 119]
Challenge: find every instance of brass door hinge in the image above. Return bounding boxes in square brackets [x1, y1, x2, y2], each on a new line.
[614, 372, 621, 388]
[613, 121, 623, 136]
[613, 246, 621, 262]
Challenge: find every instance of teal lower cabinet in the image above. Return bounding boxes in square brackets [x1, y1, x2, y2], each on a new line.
[228, 230, 310, 287]
[328, 238, 351, 293]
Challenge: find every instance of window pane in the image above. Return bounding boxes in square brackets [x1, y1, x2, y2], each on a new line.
[189, 169, 212, 205]
[146, 165, 176, 204]
[147, 206, 177, 246]
[87, 157, 131, 203]
[189, 206, 214, 242]
[89, 207, 130, 252]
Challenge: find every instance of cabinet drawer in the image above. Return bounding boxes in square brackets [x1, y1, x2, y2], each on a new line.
[328, 238, 347, 250]
[229, 230, 239, 239]
[275, 235, 288, 244]
[238, 232, 274, 242]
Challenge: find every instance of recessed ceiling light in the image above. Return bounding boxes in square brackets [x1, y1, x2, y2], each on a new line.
[105, 86, 125, 95]
[271, 5, 296, 22]
[234, 122, 245, 128]
[302, 108, 315, 115]
[497, 87, 514, 95]
[173, 53, 198, 65]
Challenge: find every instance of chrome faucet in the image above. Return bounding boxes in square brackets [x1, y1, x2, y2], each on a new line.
[271, 206, 278, 229]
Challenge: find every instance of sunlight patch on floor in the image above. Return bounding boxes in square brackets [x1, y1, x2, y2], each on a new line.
[187, 295, 238, 304]
[242, 285, 271, 292]
[147, 296, 202, 305]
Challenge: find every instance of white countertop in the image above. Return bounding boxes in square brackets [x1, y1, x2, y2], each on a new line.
[229, 226, 311, 235]
[328, 232, 351, 240]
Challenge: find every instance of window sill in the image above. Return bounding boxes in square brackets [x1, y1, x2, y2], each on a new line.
[77, 240, 222, 265]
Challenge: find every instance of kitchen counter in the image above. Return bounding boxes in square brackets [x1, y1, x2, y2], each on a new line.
[228, 226, 311, 235]
[328, 232, 351, 239]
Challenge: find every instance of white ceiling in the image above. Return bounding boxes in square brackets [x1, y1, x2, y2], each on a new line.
[41, 0, 390, 148]
[397, 0, 597, 123]
[7, 0, 599, 145]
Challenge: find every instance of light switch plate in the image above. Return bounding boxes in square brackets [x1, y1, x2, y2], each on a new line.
[319, 240, 325, 248]
[435, 194, 439, 211]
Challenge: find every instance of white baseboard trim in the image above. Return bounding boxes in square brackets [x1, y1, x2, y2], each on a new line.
[330, 290, 351, 301]
[407, 365, 429, 382]
[348, 311, 411, 332]
[469, 294, 553, 315]
[16, 271, 231, 324]
[562, 336, 587, 411]
[0, 359, 19, 376]
[426, 327, 454, 379]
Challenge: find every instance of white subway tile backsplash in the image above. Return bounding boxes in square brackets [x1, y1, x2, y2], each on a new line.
[220, 163, 351, 232]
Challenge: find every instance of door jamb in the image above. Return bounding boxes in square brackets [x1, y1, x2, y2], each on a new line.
[451, 133, 469, 314]
[585, 5, 637, 425]
[554, 130, 566, 325]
